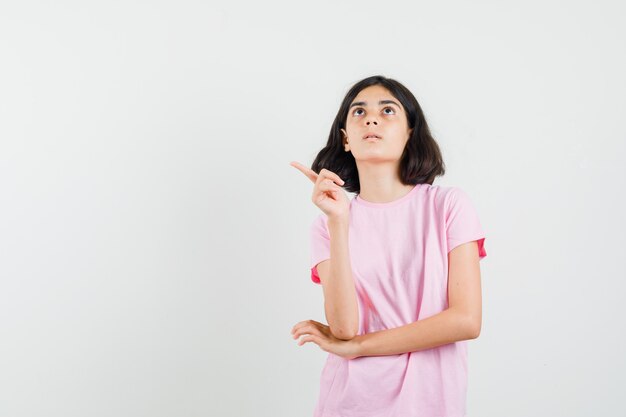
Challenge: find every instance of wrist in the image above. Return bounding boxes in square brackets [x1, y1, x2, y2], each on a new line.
[349, 335, 364, 359]
[327, 215, 349, 228]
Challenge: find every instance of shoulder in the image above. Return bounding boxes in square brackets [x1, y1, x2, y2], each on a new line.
[422, 184, 477, 216]
[310, 212, 330, 235]
[422, 183, 465, 204]
[312, 212, 328, 225]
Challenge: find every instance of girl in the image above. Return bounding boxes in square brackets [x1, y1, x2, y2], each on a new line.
[290, 75, 487, 417]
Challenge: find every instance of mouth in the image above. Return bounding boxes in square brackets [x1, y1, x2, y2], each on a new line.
[363, 133, 382, 140]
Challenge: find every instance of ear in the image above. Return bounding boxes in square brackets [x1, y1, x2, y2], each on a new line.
[340, 129, 350, 152]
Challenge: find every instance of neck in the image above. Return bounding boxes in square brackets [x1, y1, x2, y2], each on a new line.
[355, 161, 414, 203]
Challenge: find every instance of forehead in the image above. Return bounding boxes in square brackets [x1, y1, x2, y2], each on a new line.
[351, 85, 401, 108]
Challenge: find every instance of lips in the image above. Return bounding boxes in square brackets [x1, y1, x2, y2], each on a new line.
[363, 132, 382, 139]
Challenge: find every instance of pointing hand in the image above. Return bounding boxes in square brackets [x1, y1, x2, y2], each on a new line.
[290, 161, 350, 220]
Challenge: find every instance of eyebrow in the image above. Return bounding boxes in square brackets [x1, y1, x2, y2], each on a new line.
[349, 99, 401, 109]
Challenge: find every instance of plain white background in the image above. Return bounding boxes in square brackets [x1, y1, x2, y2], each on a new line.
[1, 1, 624, 416]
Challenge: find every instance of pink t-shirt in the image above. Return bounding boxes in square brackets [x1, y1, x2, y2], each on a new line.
[309, 183, 487, 417]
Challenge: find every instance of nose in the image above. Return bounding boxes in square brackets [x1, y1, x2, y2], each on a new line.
[366, 120, 378, 126]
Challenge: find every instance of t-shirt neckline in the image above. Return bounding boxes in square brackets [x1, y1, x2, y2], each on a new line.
[354, 183, 423, 208]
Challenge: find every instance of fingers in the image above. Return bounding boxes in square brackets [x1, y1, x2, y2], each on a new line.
[291, 319, 321, 336]
[292, 324, 324, 344]
[291, 319, 312, 335]
[316, 168, 345, 187]
[317, 178, 342, 194]
[289, 161, 317, 183]
[289, 161, 345, 187]
[298, 334, 322, 347]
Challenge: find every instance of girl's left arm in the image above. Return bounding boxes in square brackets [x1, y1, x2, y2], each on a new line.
[352, 240, 482, 357]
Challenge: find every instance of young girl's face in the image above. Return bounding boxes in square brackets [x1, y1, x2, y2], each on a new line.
[341, 85, 413, 163]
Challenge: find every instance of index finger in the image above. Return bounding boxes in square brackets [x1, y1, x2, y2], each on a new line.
[289, 161, 318, 184]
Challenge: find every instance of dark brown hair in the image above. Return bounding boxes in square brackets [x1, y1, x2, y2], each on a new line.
[312, 75, 445, 194]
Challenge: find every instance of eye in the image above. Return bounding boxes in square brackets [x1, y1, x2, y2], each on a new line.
[352, 107, 396, 116]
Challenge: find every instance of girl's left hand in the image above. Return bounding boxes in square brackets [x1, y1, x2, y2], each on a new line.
[291, 319, 360, 360]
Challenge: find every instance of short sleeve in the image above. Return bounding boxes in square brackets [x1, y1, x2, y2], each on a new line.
[309, 214, 331, 284]
[445, 187, 487, 260]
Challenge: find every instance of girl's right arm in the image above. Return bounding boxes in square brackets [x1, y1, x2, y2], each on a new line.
[317, 216, 359, 340]
[290, 161, 359, 340]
